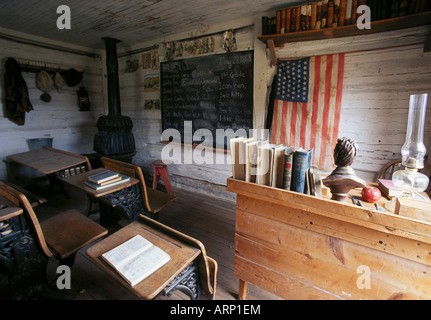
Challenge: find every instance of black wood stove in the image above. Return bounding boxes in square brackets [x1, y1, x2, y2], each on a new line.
[93, 37, 136, 163]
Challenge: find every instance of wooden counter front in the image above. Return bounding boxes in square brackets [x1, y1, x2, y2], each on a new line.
[226, 178, 431, 300]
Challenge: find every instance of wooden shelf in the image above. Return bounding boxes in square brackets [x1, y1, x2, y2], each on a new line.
[259, 11, 431, 65]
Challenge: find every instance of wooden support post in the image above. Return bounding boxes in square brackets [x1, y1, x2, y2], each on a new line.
[267, 39, 277, 67]
[238, 279, 248, 300]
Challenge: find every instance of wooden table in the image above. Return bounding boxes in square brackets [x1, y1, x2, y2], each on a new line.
[227, 178, 431, 300]
[62, 168, 142, 224]
[87, 216, 202, 299]
[6, 146, 90, 195]
[6, 147, 88, 175]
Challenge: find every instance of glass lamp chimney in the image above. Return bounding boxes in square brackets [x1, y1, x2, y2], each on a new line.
[401, 94, 427, 169]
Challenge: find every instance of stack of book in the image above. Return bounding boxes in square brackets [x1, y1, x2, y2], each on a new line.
[230, 137, 319, 195]
[85, 169, 131, 190]
[262, 0, 431, 36]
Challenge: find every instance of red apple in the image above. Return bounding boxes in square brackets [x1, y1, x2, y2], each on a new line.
[361, 186, 381, 203]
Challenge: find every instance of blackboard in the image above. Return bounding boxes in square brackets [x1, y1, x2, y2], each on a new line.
[160, 50, 254, 149]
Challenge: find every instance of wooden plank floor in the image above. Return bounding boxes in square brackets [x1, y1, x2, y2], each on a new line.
[21, 182, 282, 300]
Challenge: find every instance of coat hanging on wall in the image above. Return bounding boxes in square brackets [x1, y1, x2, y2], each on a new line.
[4, 58, 34, 125]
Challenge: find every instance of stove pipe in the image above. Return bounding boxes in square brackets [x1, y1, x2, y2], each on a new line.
[93, 37, 136, 162]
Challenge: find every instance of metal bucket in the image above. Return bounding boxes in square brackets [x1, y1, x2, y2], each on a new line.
[27, 137, 53, 150]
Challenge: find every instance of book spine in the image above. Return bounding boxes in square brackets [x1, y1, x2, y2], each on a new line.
[333, 0, 340, 27]
[285, 8, 292, 33]
[322, 0, 329, 28]
[276, 10, 281, 34]
[328, 0, 334, 28]
[300, 5, 307, 31]
[311, 2, 318, 30]
[306, 4, 312, 30]
[281, 9, 286, 33]
[290, 7, 297, 32]
[316, 1, 323, 29]
[340, 0, 347, 25]
[291, 150, 313, 193]
[296, 6, 301, 31]
[351, 0, 358, 24]
[283, 151, 294, 190]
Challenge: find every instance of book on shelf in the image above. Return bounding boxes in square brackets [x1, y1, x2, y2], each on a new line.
[306, 166, 322, 197]
[102, 235, 171, 287]
[339, 0, 347, 26]
[333, 0, 340, 27]
[282, 147, 294, 190]
[291, 148, 314, 194]
[316, 1, 323, 29]
[230, 137, 254, 181]
[322, 0, 329, 28]
[88, 169, 119, 184]
[265, 0, 431, 37]
[255, 143, 276, 186]
[280, 8, 286, 33]
[245, 140, 260, 183]
[311, 2, 318, 29]
[271, 145, 288, 188]
[377, 179, 404, 198]
[285, 7, 292, 33]
[85, 174, 131, 190]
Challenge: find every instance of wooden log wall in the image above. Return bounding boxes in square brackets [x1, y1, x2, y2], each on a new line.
[118, 26, 257, 201]
[119, 23, 431, 200]
[1, 17, 430, 202]
[272, 25, 431, 182]
[0, 36, 104, 180]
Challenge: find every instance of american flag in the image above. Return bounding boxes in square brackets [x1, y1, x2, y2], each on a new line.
[270, 54, 345, 172]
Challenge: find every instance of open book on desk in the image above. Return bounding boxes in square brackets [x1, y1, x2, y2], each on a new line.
[102, 235, 171, 287]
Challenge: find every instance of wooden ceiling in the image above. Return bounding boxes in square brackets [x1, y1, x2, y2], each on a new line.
[0, 0, 298, 50]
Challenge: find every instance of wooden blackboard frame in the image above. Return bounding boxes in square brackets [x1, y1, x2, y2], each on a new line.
[160, 50, 254, 150]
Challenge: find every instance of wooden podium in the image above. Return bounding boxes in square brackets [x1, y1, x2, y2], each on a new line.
[227, 178, 431, 300]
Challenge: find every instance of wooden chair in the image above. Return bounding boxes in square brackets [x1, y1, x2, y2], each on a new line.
[101, 157, 176, 220]
[378, 159, 431, 197]
[0, 181, 107, 267]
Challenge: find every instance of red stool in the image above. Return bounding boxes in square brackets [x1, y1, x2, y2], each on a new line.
[150, 160, 175, 195]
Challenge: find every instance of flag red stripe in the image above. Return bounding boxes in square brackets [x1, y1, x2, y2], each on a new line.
[310, 56, 321, 152]
[319, 55, 333, 168]
[280, 100, 288, 144]
[271, 99, 279, 143]
[300, 102, 307, 148]
[290, 102, 297, 146]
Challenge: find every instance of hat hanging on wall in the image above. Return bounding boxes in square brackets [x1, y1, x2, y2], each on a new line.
[63, 68, 83, 87]
[36, 69, 53, 102]
[54, 71, 64, 93]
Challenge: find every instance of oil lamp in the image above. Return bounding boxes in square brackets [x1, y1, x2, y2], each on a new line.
[387, 94, 429, 211]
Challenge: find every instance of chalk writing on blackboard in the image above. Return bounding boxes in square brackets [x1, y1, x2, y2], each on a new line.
[160, 50, 253, 149]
